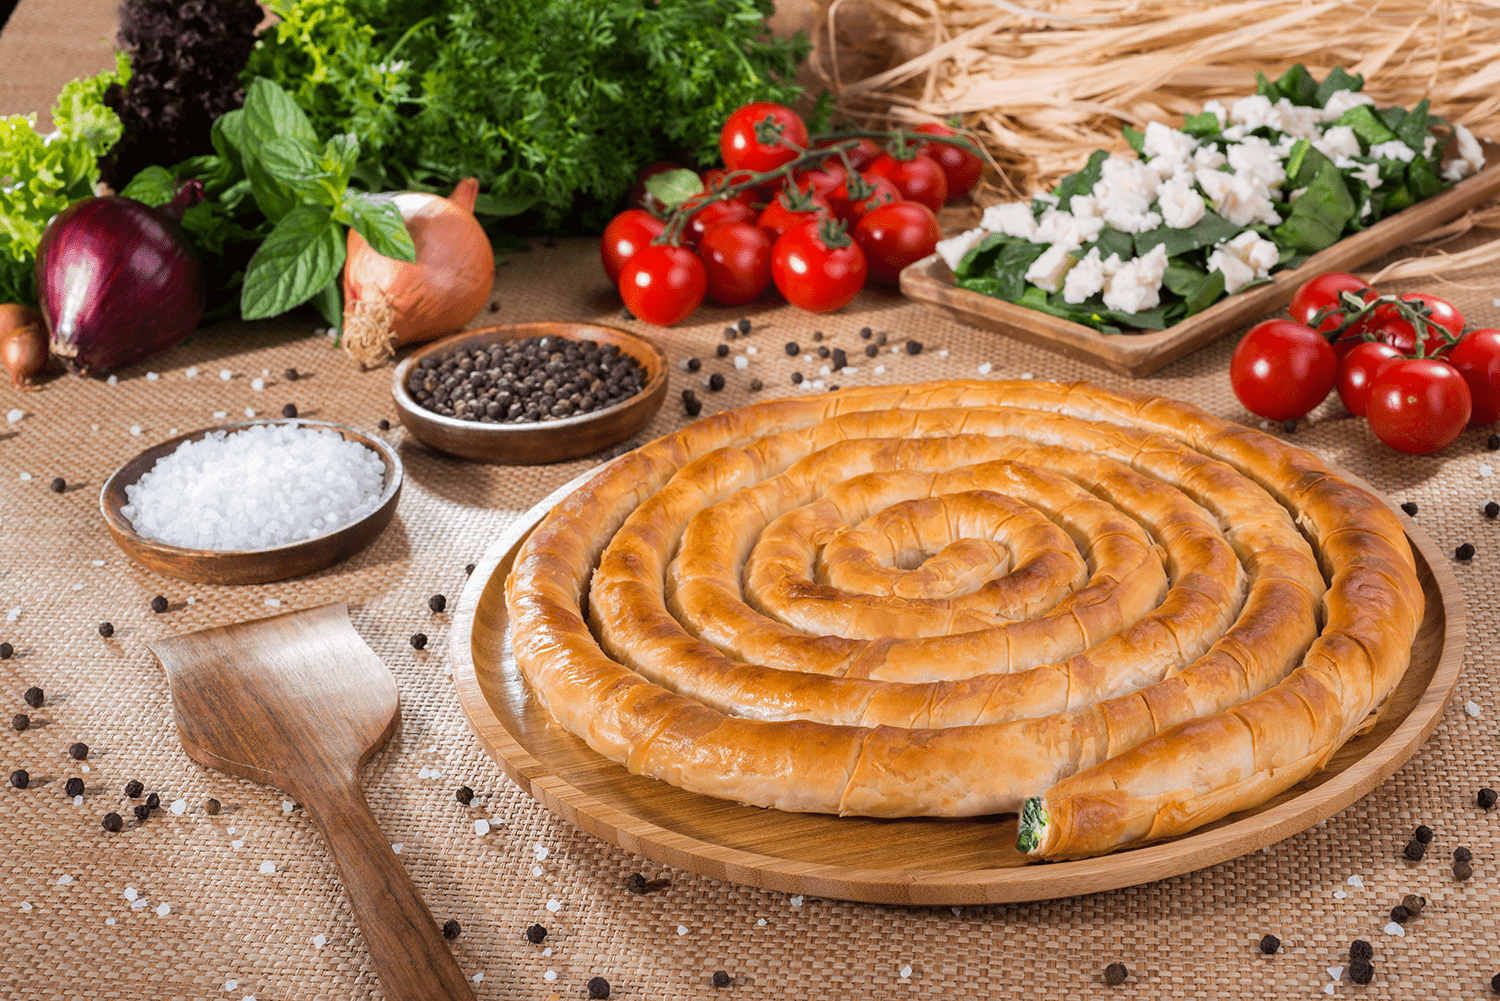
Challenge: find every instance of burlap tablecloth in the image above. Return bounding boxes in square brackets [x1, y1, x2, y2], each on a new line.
[6, 6, 1500, 999]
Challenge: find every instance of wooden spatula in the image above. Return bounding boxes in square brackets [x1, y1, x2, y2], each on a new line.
[148, 602, 477, 1001]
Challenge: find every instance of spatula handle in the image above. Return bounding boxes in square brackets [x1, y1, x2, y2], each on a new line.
[302, 778, 478, 1001]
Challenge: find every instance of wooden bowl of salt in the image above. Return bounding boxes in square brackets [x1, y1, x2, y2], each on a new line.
[100, 420, 404, 585]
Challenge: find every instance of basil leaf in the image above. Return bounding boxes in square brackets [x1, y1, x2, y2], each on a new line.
[1182, 268, 1226, 316]
[340, 191, 416, 263]
[242, 77, 318, 151]
[1274, 160, 1355, 252]
[644, 168, 703, 209]
[473, 191, 539, 218]
[240, 204, 346, 320]
[1255, 71, 1280, 101]
[309, 278, 343, 329]
[1315, 67, 1364, 107]
[1134, 211, 1241, 258]
[120, 166, 176, 207]
[1285, 139, 1331, 189]
[954, 232, 1015, 280]
[1182, 112, 1222, 139]
[1396, 98, 1432, 153]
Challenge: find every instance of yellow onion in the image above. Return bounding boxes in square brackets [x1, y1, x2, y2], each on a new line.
[1, 303, 48, 389]
[342, 178, 495, 368]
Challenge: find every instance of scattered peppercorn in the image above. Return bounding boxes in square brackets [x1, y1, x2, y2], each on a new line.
[588, 976, 611, 999]
[1350, 940, 1373, 961]
[876, 331, 887, 345]
[1457, 542, 1477, 561]
[737, 318, 750, 333]
[1415, 825, 1433, 844]
[150, 595, 168, 613]
[683, 394, 702, 417]
[145, 792, 159, 810]
[626, 872, 647, 894]
[716, 344, 729, 358]
[455, 785, 474, 805]
[1282, 419, 1297, 434]
[1389, 904, 1410, 924]
[860, 327, 872, 339]
[816, 345, 830, 359]
[708, 373, 725, 392]
[0, 642, 12, 659]
[712, 971, 731, 988]
[906, 340, 923, 355]
[134, 804, 151, 821]
[687, 357, 702, 372]
[811, 330, 822, 341]
[785, 342, 800, 356]
[1488, 501, 1500, 519]
[620, 308, 634, 321]
[1401, 501, 1418, 516]
[828, 385, 840, 391]
[1402, 893, 1425, 915]
[124, 780, 143, 798]
[23, 686, 43, 708]
[1403, 839, 1427, 861]
[410, 633, 428, 650]
[65, 777, 83, 798]
[205, 798, 221, 815]
[50, 477, 66, 493]
[723, 327, 737, 341]
[525, 923, 547, 944]
[98, 622, 114, 637]
[748, 378, 762, 392]
[1103, 963, 1128, 985]
[791, 372, 803, 384]
[69, 742, 89, 760]
[1479, 788, 1497, 809]
[1492, 972, 1500, 994]
[465, 563, 476, 576]
[865, 344, 879, 358]
[281, 404, 298, 419]
[1489, 434, 1500, 450]
[1349, 958, 1373, 985]
[11, 713, 28, 732]
[428, 594, 447, 613]
[102, 812, 123, 833]
[378, 419, 391, 431]
[1456, 847, 1474, 863]
[285, 368, 299, 381]
[442, 918, 461, 940]
[10, 769, 28, 789]
[1258, 934, 1282, 955]
[1456, 859, 1474, 880]
[831, 348, 847, 369]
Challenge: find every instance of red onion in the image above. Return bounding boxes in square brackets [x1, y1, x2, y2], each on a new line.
[35, 184, 206, 375]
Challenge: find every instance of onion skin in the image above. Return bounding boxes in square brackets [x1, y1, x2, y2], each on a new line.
[35, 196, 206, 376]
[342, 178, 494, 368]
[0, 304, 48, 389]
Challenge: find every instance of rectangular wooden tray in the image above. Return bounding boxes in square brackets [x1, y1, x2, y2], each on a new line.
[901, 140, 1500, 377]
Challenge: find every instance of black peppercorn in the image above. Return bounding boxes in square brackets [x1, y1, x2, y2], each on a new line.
[1456, 859, 1474, 880]
[102, 812, 123, 833]
[785, 342, 800, 356]
[98, 622, 114, 637]
[865, 344, 879, 357]
[1415, 825, 1433, 843]
[1401, 501, 1418, 516]
[442, 918, 461, 940]
[905, 340, 923, 355]
[1488, 501, 1500, 519]
[1349, 958, 1373, 985]
[749, 378, 762, 392]
[124, 780, 143, 798]
[712, 971, 731, 988]
[50, 477, 66, 493]
[1103, 962, 1128, 985]
[378, 419, 391, 431]
[134, 804, 151, 821]
[716, 344, 729, 358]
[1402, 893, 1425, 916]
[791, 372, 803, 384]
[9, 769, 27, 789]
[812, 330, 823, 341]
[1479, 788, 1497, 809]
[65, 777, 83, 798]
[708, 373, 725, 392]
[1492, 972, 1500, 994]
[684, 395, 702, 417]
[1259, 934, 1280, 955]
[621, 308, 635, 321]
[588, 976, 611, 999]
[525, 923, 547, 944]
[816, 345, 830, 359]
[687, 357, 702, 371]
[1456, 847, 1474, 863]
[1403, 839, 1426, 861]
[1282, 419, 1297, 434]
[1389, 904, 1410, 924]
[737, 318, 750, 333]
[285, 368, 299, 382]
[1457, 542, 1477, 560]
[145, 792, 159, 810]
[11, 713, 28, 732]
[860, 327, 872, 339]
[24, 686, 43, 708]
[1349, 940, 1372, 961]
[626, 872, 646, 894]
[465, 563, 476, 576]
[281, 404, 298, 419]
[0, 642, 13, 659]
[1489, 433, 1500, 450]
[455, 785, 474, 805]
[428, 594, 447, 613]
[831, 348, 847, 369]
[205, 798, 221, 816]
[723, 327, 737, 341]
[69, 742, 88, 760]
[150, 595, 168, 613]
[828, 385, 840, 391]
[410, 633, 428, 650]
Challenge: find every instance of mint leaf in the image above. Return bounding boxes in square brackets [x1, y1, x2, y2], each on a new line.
[120, 166, 177, 207]
[1134, 211, 1241, 258]
[644, 168, 703, 208]
[241, 205, 346, 320]
[473, 192, 539, 218]
[339, 192, 416, 263]
[309, 278, 343, 329]
[243, 77, 319, 151]
[244, 154, 302, 223]
[323, 134, 360, 188]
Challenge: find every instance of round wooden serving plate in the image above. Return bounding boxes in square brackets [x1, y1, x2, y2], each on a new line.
[451, 464, 1466, 906]
[101, 420, 403, 586]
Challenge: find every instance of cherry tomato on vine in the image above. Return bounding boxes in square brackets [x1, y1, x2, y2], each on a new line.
[683, 198, 757, 250]
[854, 201, 942, 285]
[618, 244, 706, 326]
[815, 136, 882, 172]
[1365, 358, 1472, 454]
[1229, 319, 1337, 420]
[758, 187, 833, 241]
[1335, 341, 1404, 417]
[866, 152, 948, 212]
[1289, 271, 1375, 348]
[913, 123, 983, 199]
[771, 220, 868, 313]
[826, 172, 901, 225]
[1363, 293, 1465, 357]
[699, 222, 773, 306]
[720, 102, 807, 174]
[601, 209, 666, 285]
[1446, 328, 1500, 425]
[792, 161, 848, 201]
[699, 168, 760, 207]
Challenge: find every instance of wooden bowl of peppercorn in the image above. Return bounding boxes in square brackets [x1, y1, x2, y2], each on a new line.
[391, 322, 670, 464]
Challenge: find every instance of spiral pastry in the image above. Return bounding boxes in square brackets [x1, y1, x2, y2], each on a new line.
[505, 381, 1421, 860]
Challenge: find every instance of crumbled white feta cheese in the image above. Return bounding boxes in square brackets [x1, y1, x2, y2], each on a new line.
[1142, 121, 1198, 160]
[1024, 242, 1077, 293]
[1227, 136, 1287, 190]
[1102, 244, 1168, 314]
[1225, 229, 1280, 273]
[1063, 248, 1107, 304]
[1091, 157, 1161, 234]
[1348, 161, 1380, 187]
[1369, 140, 1416, 163]
[1157, 174, 1206, 229]
[1442, 123, 1486, 182]
[979, 202, 1039, 240]
[1321, 89, 1376, 122]
[1229, 94, 1276, 131]
[1193, 146, 1228, 171]
[1207, 246, 1256, 293]
[1221, 124, 1247, 141]
[1067, 194, 1100, 219]
[1313, 125, 1361, 161]
[1147, 154, 1191, 182]
[1033, 207, 1104, 250]
[1272, 98, 1323, 139]
[936, 227, 987, 271]
[1423, 135, 1437, 158]
[1197, 167, 1281, 226]
[1200, 99, 1228, 128]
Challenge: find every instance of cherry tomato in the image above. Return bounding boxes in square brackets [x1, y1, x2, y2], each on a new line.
[826, 172, 901, 225]
[1336, 341, 1404, 417]
[618, 244, 706, 326]
[699, 168, 760, 207]
[913, 123, 984, 199]
[1229, 319, 1338, 421]
[815, 136, 882, 172]
[683, 198, 757, 250]
[853, 201, 942, 285]
[1289, 271, 1375, 352]
[757, 187, 833, 241]
[1363, 293, 1466, 357]
[867, 152, 948, 212]
[625, 160, 683, 213]
[699, 222, 773, 306]
[1446, 328, 1500, 424]
[1365, 358, 1472, 454]
[600, 209, 666, 285]
[771, 221, 868, 314]
[720, 102, 807, 174]
[792, 160, 848, 201]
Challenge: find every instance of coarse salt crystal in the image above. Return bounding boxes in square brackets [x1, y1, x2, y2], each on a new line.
[131, 899, 148, 908]
[842, 366, 858, 376]
[1333, 890, 1346, 899]
[107, 375, 117, 385]
[1328, 966, 1343, 980]
[534, 845, 549, 860]
[91, 559, 104, 566]
[105, 917, 115, 925]
[261, 369, 269, 376]
[186, 596, 195, 605]
[1347, 875, 1364, 888]
[1467, 700, 1482, 716]
[20, 902, 31, 912]
[532, 865, 543, 877]
[812, 380, 825, 390]
[313, 934, 327, 947]
[977, 362, 993, 375]
[186, 367, 198, 378]
[130, 425, 142, 436]
[156, 903, 170, 916]
[819, 365, 831, 376]
[474, 819, 490, 836]
[873, 364, 886, 375]
[232, 840, 244, 849]
[244, 408, 256, 418]
[57, 875, 72, 885]
[147, 372, 159, 381]
[1324, 986, 1335, 995]
[746, 346, 758, 355]
[1481, 464, 1494, 478]
[71, 583, 83, 591]
[81, 764, 89, 773]
[124, 887, 138, 901]
[789, 895, 804, 907]
[6, 607, 18, 621]
[899, 965, 912, 979]
[544, 970, 557, 981]
[473, 973, 484, 984]
[757, 918, 767, 926]
[938, 349, 950, 358]
[1383, 921, 1405, 937]
[73, 795, 82, 805]
[19, 472, 31, 481]
[91, 424, 98, 430]
[543, 947, 552, 958]
[734, 356, 748, 370]
[283, 800, 294, 813]
[251, 378, 265, 391]
[265, 598, 281, 608]
[213, 411, 227, 419]
[1021, 372, 1034, 379]
[677, 924, 688, 936]
[6, 408, 23, 423]
[220, 369, 233, 381]
[169, 428, 177, 435]
[546, 898, 561, 913]
[227, 826, 235, 834]
[171, 799, 187, 815]
[225, 981, 237, 991]
[392, 843, 402, 854]
[259, 861, 276, 875]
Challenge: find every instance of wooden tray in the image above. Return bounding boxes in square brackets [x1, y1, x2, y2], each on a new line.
[451, 465, 1465, 905]
[900, 141, 1500, 378]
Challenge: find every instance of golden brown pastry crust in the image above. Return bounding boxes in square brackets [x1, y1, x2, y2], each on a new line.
[503, 380, 1420, 858]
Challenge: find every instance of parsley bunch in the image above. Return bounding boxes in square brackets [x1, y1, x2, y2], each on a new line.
[245, 0, 808, 233]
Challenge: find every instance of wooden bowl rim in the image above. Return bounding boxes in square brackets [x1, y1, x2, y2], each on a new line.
[99, 419, 404, 560]
[390, 322, 669, 437]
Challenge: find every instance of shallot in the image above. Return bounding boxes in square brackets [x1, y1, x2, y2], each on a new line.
[0, 304, 47, 389]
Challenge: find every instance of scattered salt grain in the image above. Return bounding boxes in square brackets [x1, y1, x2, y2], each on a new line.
[874, 365, 886, 374]
[938, 349, 950, 358]
[756, 918, 767, 926]
[244, 408, 255, 418]
[474, 819, 490, 836]
[220, 369, 233, 381]
[225, 981, 237, 991]
[544, 971, 557, 982]
[1324, 986, 1335, 995]
[19, 902, 31, 912]
[473, 973, 484, 984]
[105, 917, 115, 925]
[147, 372, 159, 381]
[6, 408, 23, 423]
[73, 795, 83, 805]
[899, 965, 912, 979]
[812, 380, 825, 390]
[819, 365, 831, 376]
[842, 366, 858, 376]
[1482, 464, 1494, 479]
[232, 840, 244, 849]
[6, 607, 19, 621]
[1328, 966, 1343, 981]
[123, 887, 137, 901]
[546, 898, 562, 913]
[734, 356, 748, 370]
[71, 583, 83, 591]
[1383, 921, 1406, 937]
[227, 826, 235, 834]
[392, 844, 402, 854]
[186, 597, 195, 606]
[977, 362, 993, 375]
[261, 369, 269, 376]
[168, 429, 177, 435]
[91, 424, 98, 430]
[283, 800, 294, 813]
[543, 947, 552, 958]
[213, 411, 227, 419]
[186, 367, 198, 378]
[107, 375, 117, 385]
[251, 378, 265, 391]
[1021, 372, 1034, 379]
[130, 899, 148, 909]
[534, 845, 549, 861]
[18, 472, 31, 481]
[1347, 875, 1364, 888]
[130, 425, 142, 436]
[1333, 890, 1346, 899]
[57, 875, 72, 885]
[80, 764, 89, 773]
[265, 598, 281, 608]
[91, 559, 104, 566]
[313, 934, 326, 948]
[156, 903, 170, 916]
[259, 861, 276, 875]
[789, 895, 804, 907]
[532, 865, 543, 877]
[745, 346, 758, 356]
[1467, 701, 1483, 717]
[677, 924, 688, 935]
